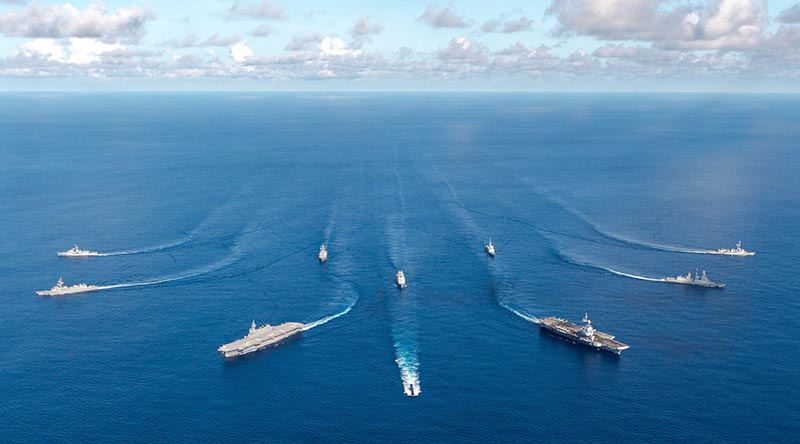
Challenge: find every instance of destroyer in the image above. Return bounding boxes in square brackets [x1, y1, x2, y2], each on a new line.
[36, 277, 102, 296]
[665, 270, 725, 288]
[217, 320, 304, 358]
[714, 241, 755, 256]
[539, 313, 629, 355]
[395, 270, 406, 289]
[485, 238, 496, 257]
[318, 244, 328, 262]
[57, 245, 101, 257]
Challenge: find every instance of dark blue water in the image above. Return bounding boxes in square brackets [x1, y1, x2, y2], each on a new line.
[1, 93, 798, 443]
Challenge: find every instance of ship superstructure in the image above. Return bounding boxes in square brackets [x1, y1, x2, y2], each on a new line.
[57, 245, 101, 257]
[217, 321, 304, 358]
[36, 277, 102, 296]
[395, 270, 406, 289]
[665, 270, 725, 288]
[539, 313, 629, 355]
[485, 238, 495, 257]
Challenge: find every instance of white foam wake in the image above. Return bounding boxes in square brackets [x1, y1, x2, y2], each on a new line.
[534, 186, 719, 255]
[86, 252, 241, 292]
[500, 303, 540, 324]
[301, 300, 356, 332]
[94, 236, 193, 256]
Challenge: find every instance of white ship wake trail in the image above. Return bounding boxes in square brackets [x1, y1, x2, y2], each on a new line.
[532, 185, 718, 255]
[387, 148, 420, 397]
[92, 253, 241, 291]
[553, 247, 666, 283]
[303, 206, 360, 334]
[423, 149, 543, 327]
[90, 176, 268, 256]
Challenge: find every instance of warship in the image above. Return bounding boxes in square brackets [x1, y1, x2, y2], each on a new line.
[395, 270, 406, 289]
[218, 320, 304, 358]
[485, 238, 495, 257]
[714, 241, 755, 256]
[665, 270, 725, 288]
[57, 245, 101, 257]
[36, 277, 102, 296]
[318, 244, 328, 262]
[538, 313, 629, 355]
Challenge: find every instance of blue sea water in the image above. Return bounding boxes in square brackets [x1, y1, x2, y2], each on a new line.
[1, 93, 799, 443]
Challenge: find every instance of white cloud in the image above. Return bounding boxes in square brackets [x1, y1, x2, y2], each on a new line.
[482, 16, 533, 33]
[230, 41, 254, 62]
[21, 38, 65, 62]
[67, 38, 121, 64]
[228, 1, 286, 20]
[248, 24, 273, 37]
[319, 36, 361, 57]
[285, 33, 321, 51]
[0, 2, 155, 43]
[165, 33, 240, 48]
[417, 4, 469, 28]
[778, 3, 800, 24]
[19, 37, 121, 64]
[547, 0, 767, 50]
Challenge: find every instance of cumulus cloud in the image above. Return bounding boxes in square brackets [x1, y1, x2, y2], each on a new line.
[350, 16, 383, 48]
[0, 2, 155, 43]
[417, 4, 469, 28]
[481, 16, 533, 33]
[21, 38, 65, 62]
[165, 33, 240, 48]
[20, 37, 121, 64]
[547, 0, 767, 50]
[230, 41, 254, 62]
[778, 4, 800, 24]
[227, 1, 286, 20]
[320, 36, 362, 57]
[248, 24, 273, 37]
[285, 33, 320, 51]
[351, 16, 383, 38]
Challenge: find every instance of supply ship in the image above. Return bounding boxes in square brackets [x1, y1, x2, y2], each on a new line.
[538, 313, 629, 355]
[217, 321, 304, 358]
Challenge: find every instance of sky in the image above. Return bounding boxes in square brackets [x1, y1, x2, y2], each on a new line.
[1, 0, 800, 91]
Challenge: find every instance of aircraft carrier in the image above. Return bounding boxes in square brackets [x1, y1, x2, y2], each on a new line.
[539, 313, 629, 355]
[218, 320, 304, 358]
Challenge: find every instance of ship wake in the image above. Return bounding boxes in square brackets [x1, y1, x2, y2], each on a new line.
[533, 186, 719, 255]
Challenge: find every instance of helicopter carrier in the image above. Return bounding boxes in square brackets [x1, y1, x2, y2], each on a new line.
[218, 321, 304, 358]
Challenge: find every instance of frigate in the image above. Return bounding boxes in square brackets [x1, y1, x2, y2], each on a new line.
[57, 245, 101, 257]
[36, 277, 101, 296]
[665, 270, 725, 288]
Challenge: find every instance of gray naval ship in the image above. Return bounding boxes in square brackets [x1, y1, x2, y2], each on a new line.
[218, 320, 305, 358]
[539, 313, 629, 355]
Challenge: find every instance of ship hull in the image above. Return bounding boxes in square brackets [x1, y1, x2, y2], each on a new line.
[36, 287, 102, 296]
[664, 278, 725, 288]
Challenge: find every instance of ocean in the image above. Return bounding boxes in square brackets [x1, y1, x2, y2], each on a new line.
[1, 93, 798, 443]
